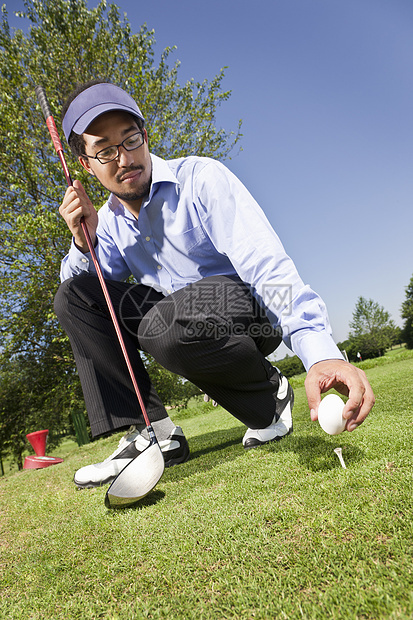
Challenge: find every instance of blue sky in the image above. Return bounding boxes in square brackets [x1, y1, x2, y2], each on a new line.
[7, 0, 413, 357]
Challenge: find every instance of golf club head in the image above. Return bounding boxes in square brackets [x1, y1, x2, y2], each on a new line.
[105, 443, 165, 509]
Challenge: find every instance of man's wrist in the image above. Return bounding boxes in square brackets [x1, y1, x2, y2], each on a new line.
[73, 235, 97, 253]
[73, 240, 90, 253]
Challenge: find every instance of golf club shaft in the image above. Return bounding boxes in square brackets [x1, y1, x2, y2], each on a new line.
[35, 86, 152, 429]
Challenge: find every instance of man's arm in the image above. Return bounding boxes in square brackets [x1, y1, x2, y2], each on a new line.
[58, 181, 130, 283]
[193, 159, 375, 427]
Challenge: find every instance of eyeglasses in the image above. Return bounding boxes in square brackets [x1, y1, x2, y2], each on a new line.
[84, 131, 145, 164]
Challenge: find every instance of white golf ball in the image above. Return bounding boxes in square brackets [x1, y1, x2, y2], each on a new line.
[317, 394, 347, 435]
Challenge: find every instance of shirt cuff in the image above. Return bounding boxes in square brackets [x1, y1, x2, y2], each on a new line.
[291, 329, 344, 372]
[70, 238, 94, 268]
[60, 238, 96, 281]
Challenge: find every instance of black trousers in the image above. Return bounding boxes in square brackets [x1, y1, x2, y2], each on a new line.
[54, 273, 283, 437]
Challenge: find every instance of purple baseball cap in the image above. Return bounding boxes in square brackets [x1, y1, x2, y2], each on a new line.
[62, 83, 145, 141]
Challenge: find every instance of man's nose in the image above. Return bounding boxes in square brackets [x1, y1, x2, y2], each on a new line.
[117, 146, 135, 166]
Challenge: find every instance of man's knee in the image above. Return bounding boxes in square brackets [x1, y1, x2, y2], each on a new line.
[54, 274, 97, 322]
[54, 277, 75, 320]
[138, 300, 186, 365]
[137, 275, 282, 374]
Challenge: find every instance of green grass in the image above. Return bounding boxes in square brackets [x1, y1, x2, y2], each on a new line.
[1, 355, 413, 619]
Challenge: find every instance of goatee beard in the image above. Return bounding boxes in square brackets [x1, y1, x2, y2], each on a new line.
[110, 164, 152, 203]
[114, 176, 152, 203]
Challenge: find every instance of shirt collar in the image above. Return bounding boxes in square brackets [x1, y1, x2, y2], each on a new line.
[107, 153, 178, 213]
[150, 153, 178, 186]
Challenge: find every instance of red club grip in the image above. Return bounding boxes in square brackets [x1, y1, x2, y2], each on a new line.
[36, 85, 72, 186]
[46, 115, 64, 154]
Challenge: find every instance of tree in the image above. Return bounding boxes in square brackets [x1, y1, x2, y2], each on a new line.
[348, 296, 396, 360]
[401, 274, 413, 349]
[0, 353, 78, 469]
[143, 356, 200, 409]
[0, 0, 241, 455]
[273, 354, 305, 378]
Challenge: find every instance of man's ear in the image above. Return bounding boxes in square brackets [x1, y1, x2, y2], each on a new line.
[79, 156, 94, 175]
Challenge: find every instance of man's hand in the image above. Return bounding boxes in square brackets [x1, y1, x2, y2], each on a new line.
[59, 179, 98, 253]
[305, 359, 375, 431]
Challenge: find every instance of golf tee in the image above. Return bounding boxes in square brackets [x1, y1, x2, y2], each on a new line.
[334, 447, 347, 469]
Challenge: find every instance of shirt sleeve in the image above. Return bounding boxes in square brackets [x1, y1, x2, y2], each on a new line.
[193, 159, 344, 370]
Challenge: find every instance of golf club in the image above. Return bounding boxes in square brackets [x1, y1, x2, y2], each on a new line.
[35, 86, 165, 508]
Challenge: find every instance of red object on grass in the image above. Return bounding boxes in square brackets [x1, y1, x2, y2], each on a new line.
[26, 429, 48, 456]
[23, 430, 63, 470]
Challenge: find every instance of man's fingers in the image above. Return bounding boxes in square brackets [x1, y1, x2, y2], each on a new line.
[304, 374, 321, 420]
[72, 178, 89, 201]
[59, 180, 97, 252]
[343, 371, 375, 431]
[305, 359, 375, 432]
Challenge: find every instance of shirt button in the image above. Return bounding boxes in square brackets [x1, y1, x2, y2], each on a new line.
[145, 236, 151, 241]
[81, 258, 88, 263]
[157, 265, 162, 270]
[167, 289, 172, 294]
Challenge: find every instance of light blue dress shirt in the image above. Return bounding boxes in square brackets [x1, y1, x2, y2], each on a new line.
[61, 154, 343, 370]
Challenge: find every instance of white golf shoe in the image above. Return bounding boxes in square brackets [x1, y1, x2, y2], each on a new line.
[242, 374, 294, 449]
[74, 425, 189, 489]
